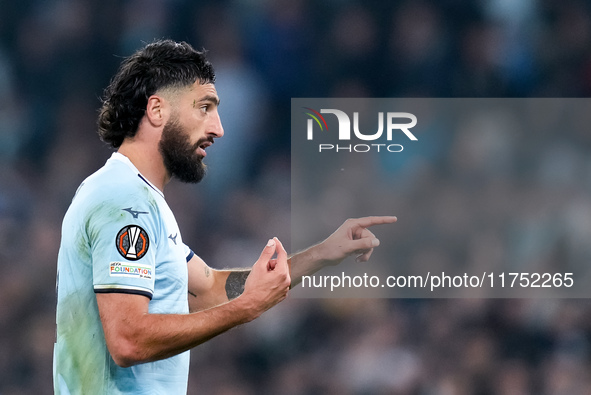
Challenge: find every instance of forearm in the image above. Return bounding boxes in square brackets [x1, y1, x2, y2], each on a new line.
[206, 247, 328, 293]
[137, 300, 253, 363]
[189, 268, 250, 312]
[101, 294, 257, 367]
[288, 243, 330, 288]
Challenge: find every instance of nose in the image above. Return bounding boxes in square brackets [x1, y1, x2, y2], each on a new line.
[209, 111, 224, 138]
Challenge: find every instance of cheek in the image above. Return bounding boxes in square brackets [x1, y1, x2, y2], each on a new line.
[192, 121, 209, 137]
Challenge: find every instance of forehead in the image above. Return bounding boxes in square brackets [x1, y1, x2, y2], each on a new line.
[185, 81, 219, 100]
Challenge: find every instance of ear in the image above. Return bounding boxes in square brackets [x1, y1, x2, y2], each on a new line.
[145, 95, 167, 128]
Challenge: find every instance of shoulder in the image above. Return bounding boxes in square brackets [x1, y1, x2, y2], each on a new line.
[76, 156, 157, 209]
[67, 156, 163, 232]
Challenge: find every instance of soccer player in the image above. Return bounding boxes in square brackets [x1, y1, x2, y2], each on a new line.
[53, 39, 396, 394]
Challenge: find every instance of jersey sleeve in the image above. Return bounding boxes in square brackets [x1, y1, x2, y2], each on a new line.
[88, 195, 160, 300]
[184, 244, 195, 262]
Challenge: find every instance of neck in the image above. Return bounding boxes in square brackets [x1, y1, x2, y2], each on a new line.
[118, 139, 170, 191]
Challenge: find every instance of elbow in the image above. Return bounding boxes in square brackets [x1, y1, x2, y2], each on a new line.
[113, 357, 134, 369]
[112, 354, 135, 369]
[108, 339, 144, 368]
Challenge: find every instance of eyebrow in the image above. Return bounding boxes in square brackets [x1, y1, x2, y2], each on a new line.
[199, 94, 220, 107]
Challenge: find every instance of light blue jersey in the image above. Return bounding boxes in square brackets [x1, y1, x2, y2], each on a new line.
[54, 153, 194, 394]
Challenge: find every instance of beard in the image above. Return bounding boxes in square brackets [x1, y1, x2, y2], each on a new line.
[159, 118, 209, 184]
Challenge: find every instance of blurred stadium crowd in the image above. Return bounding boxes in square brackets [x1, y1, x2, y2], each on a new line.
[2, 0, 591, 393]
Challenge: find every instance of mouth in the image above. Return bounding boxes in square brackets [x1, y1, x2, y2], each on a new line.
[196, 139, 213, 157]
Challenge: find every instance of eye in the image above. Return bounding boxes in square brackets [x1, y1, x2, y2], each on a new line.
[200, 105, 209, 114]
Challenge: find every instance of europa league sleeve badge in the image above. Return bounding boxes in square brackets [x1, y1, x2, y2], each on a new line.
[116, 225, 150, 261]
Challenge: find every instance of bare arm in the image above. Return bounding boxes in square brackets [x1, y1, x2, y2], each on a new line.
[186, 216, 398, 311]
[97, 292, 253, 367]
[97, 238, 290, 367]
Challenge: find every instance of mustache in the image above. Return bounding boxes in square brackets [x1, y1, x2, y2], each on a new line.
[192, 136, 215, 151]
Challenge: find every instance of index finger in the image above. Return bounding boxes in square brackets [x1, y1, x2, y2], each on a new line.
[351, 216, 398, 228]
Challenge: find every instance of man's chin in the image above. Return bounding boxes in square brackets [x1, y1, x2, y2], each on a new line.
[171, 162, 206, 184]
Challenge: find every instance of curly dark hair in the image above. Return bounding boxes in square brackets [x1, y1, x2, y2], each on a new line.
[98, 39, 215, 148]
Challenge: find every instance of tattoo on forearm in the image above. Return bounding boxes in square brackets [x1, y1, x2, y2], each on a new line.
[225, 271, 250, 300]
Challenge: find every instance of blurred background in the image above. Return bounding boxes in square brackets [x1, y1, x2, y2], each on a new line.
[1, 0, 591, 393]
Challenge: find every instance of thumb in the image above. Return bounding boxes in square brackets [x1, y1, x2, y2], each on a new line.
[256, 238, 277, 270]
[267, 237, 287, 271]
[270, 237, 288, 273]
[273, 237, 288, 263]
